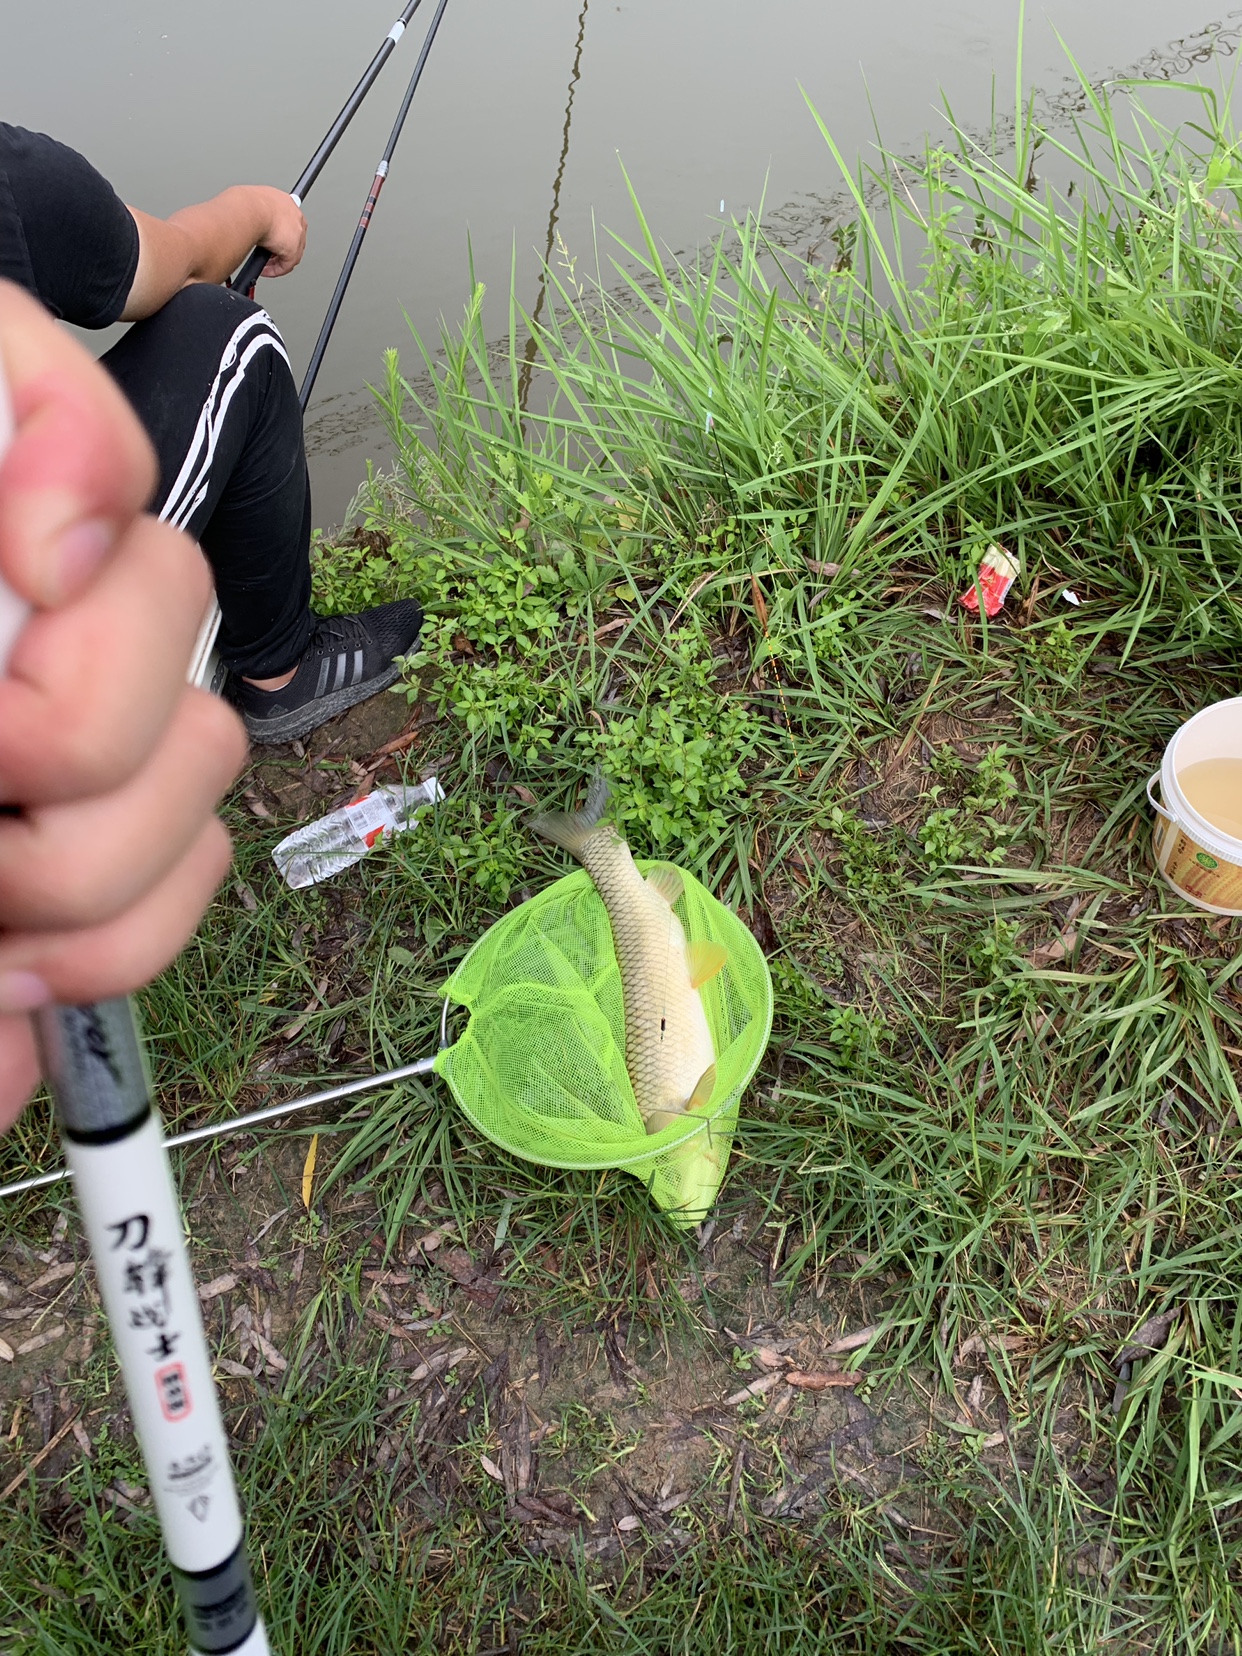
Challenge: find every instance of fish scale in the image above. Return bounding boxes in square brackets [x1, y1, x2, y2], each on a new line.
[531, 780, 721, 1136]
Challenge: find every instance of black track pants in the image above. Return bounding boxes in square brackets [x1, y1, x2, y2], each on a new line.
[101, 283, 313, 679]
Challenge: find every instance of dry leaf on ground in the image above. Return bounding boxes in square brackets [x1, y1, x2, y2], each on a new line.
[956, 1332, 1028, 1365]
[1030, 929, 1077, 968]
[198, 1275, 238, 1301]
[28, 1262, 76, 1294]
[1116, 1308, 1179, 1368]
[301, 1134, 320, 1211]
[16, 1326, 64, 1357]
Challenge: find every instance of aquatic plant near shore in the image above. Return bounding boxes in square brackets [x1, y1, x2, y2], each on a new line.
[331, 66, 1242, 665]
[307, 61, 1242, 921]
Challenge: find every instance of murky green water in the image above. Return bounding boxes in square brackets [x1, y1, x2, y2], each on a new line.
[3, 1, 1238, 522]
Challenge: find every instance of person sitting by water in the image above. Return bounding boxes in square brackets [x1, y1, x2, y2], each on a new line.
[0, 121, 422, 744]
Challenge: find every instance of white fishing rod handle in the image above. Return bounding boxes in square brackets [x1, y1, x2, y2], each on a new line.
[0, 367, 269, 1655]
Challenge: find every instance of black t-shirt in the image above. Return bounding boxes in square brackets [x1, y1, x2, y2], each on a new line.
[0, 123, 139, 327]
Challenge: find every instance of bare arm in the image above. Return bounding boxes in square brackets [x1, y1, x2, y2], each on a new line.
[121, 186, 307, 321]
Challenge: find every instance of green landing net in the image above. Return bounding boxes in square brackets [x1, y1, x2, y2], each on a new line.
[434, 863, 773, 1226]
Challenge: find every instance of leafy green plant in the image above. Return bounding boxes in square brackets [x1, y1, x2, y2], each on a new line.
[964, 747, 1018, 815]
[434, 798, 527, 905]
[824, 804, 905, 897]
[579, 625, 762, 856]
[918, 747, 1018, 869]
[1024, 616, 1093, 679]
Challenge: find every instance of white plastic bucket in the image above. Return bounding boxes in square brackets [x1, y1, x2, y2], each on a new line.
[1148, 696, 1242, 915]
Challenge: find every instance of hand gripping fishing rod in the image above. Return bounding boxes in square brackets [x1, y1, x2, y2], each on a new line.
[231, 0, 429, 298]
[0, 389, 267, 1650]
[298, 0, 452, 409]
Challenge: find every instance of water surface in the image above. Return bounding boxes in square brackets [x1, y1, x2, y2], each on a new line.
[3, 1, 1238, 522]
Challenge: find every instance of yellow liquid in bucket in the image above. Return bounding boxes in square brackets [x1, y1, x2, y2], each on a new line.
[1178, 757, 1242, 841]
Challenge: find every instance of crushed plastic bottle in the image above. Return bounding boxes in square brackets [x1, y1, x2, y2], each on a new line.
[272, 778, 443, 890]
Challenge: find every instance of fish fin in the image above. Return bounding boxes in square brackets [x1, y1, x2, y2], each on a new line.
[685, 940, 727, 989]
[646, 866, 684, 906]
[644, 1065, 717, 1135]
[685, 1063, 716, 1114]
[529, 772, 611, 859]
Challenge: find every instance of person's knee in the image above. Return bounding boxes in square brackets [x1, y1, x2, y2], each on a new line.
[114, 283, 285, 370]
[150, 280, 269, 337]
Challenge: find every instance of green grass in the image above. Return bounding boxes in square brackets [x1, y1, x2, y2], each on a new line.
[6, 53, 1242, 1656]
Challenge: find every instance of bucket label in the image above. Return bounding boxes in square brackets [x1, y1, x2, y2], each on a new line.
[1153, 815, 1242, 913]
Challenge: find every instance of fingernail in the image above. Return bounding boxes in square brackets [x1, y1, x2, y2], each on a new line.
[53, 518, 114, 598]
[0, 970, 52, 1013]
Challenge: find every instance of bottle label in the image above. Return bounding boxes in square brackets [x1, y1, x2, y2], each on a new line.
[343, 792, 397, 850]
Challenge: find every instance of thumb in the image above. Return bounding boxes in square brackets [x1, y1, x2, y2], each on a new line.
[0, 280, 156, 611]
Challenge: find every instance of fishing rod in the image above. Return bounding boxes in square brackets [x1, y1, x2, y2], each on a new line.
[189, 0, 447, 682]
[299, 0, 452, 409]
[186, 0, 452, 687]
[231, 0, 429, 298]
[0, 376, 266, 1651]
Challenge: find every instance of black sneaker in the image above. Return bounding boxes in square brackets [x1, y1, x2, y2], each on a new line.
[226, 600, 423, 745]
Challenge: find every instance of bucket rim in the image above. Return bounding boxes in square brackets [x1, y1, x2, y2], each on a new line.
[1160, 699, 1242, 855]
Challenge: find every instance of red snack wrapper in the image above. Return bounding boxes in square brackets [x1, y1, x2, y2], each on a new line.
[959, 546, 1020, 618]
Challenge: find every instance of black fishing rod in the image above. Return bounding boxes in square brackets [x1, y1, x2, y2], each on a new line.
[299, 0, 452, 409]
[231, 0, 428, 297]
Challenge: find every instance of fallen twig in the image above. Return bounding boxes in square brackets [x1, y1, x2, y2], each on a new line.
[723, 1371, 786, 1407]
[1, 1411, 82, 1501]
[786, 1369, 863, 1390]
[826, 1323, 884, 1356]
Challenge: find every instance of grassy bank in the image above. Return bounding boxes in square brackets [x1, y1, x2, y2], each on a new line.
[6, 65, 1242, 1655]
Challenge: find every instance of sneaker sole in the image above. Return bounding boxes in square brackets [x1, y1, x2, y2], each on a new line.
[241, 662, 404, 746]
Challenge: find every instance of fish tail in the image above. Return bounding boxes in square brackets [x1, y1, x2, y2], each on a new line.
[529, 771, 611, 860]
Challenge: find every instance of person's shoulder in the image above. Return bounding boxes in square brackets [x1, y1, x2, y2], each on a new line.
[0, 123, 95, 175]
[1, 124, 60, 153]
[0, 123, 32, 160]
[0, 123, 135, 328]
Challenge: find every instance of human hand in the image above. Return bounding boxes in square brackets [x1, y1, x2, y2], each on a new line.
[253, 185, 308, 278]
[0, 280, 247, 1128]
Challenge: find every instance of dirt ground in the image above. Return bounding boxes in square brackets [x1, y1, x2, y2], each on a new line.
[0, 688, 1124, 1610]
[0, 1121, 1103, 1586]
